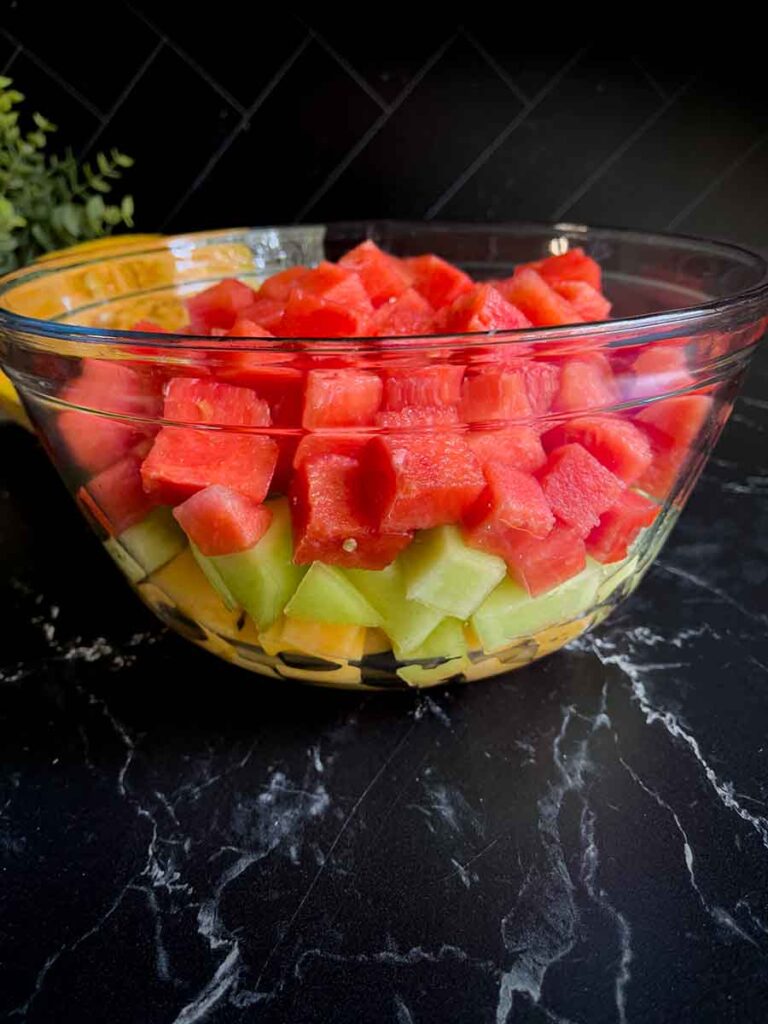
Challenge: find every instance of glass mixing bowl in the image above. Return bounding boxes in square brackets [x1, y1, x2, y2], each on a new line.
[0, 223, 765, 689]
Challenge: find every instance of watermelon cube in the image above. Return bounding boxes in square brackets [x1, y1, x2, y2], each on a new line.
[464, 461, 554, 539]
[460, 368, 533, 424]
[238, 297, 286, 333]
[361, 434, 485, 532]
[382, 364, 464, 411]
[302, 369, 382, 428]
[526, 247, 602, 290]
[627, 347, 693, 399]
[552, 280, 611, 322]
[495, 268, 582, 327]
[554, 354, 619, 413]
[402, 254, 473, 309]
[293, 433, 369, 468]
[78, 446, 154, 535]
[277, 262, 374, 338]
[173, 485, 273, 556]
[372, 288, 434, 336]
[538, 443, 625, 538]
[58, 360, 161, 474]
[163, 377, 271, 426]
[186, 278, 258, 333]
[375, 406, 460, 428]
[543, 416, 652, 484]
[587, 491, 659, 564]
[502, 523, 587, 596]
[634, 395, 713, 499]
[258, 266, 308, 302]
[439, 283, 531, 333]
[290, 454, 411, 569]
[517, 361, 561, 415]
[141, 429, 278, 506]
[339, 240, 410, 307]
[467, 427, 547, 474]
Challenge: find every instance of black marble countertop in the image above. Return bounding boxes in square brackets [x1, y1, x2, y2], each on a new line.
[2, 352, 767, 1024]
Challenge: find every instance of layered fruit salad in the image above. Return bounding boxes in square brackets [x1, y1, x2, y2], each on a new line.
[56, 241, 721, 687]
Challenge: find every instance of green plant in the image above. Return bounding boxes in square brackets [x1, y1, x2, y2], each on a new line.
[0, 76, 135, 273]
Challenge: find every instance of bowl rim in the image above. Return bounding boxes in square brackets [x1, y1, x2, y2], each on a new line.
[0, 220, 766, 355]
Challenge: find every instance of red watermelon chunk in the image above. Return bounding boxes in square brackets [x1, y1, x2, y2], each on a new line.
[303, 369, 382, 428]
[627, 346, 693, 399]
[258, 266, 308, 302]
[382, 364, 464, 410]
[173, 485, 273, 556]
[361, 434, 485, 532]
[501, 523, 587, 596]
[526, 247, 602, 290]
[375, 406, 460, 428]
[238, 297, 286, 333]
[141, 429, 278, 506]
[58, 361, 161, 474]
[464, 460, 554, 539]
[552, 280, 611, 322]
[290, 454, 411, 569]
[293, 433, 369, 468]
[163, 377, 271, 427]
[339, 240, 410, 307]
[517, 361, 561, 415]
[460, 368, 533, 424]
[495, 268, 582, 327]
[538, 443, 625, 538]
[212, 362, 304, 426]
[402, 254, 473, 309]
[78, 445, 154, 535]
[277, 262, 374, 338]
[372, 288, 434, 336]
[587, 491, 659, 564]
[554, 354, 619, 413]
[186, 278, 258, 334]
[543, 416, 652, 484]
[467, 427, 547, 474]
[635, 394, 713, 449]
[439, 283, 531, 333]
[131, 320, 168, 333]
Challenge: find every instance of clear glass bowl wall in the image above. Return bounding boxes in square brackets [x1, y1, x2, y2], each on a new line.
[0, 223, 765, 689]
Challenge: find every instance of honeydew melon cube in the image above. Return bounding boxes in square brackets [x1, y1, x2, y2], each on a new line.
[209, 498, 305, 631]
[106, 506, 186, 582]
[397, 617, 468, 686]
[344, 562, 443, 656]
[402, 525, 506, 619]
[471, 564, 601, 654]
[191, 542, 239, 611]
[285, 562, 383, 627]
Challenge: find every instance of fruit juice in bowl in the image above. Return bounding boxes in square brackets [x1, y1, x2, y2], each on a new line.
[0, 222, 765, 690]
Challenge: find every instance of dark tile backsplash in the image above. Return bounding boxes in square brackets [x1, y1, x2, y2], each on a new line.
[2, 5, 767, 251]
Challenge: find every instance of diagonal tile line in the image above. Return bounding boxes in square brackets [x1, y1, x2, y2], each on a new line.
[631, 55, 668, 101]
[0, 28, 105, 120]
[2, 43, 20, 75]
[293, 32, 459, 223]
[124, 2, 246, 116]
[667, 130, 768, 230]
[462, 29, 529, 106]
[160, 35, 313, 229]
[301, 22, 388, 112]
[424, 47, 587, 220]
[551, 75, 697, 222]
[80, 39, 165, 158]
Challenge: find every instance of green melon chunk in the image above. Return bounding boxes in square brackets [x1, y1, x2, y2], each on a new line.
[397, 617, 469, 687]
[285, 562, 383, 627]
[472, 564, 602, 654]
[105, 506, 186, 582]
[210, 498, 305, 631]
[191, 542, 239, 611]
[344, 562, 443, 656]
[596, 554, 639, 603]
[402, 525, 506, 620]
